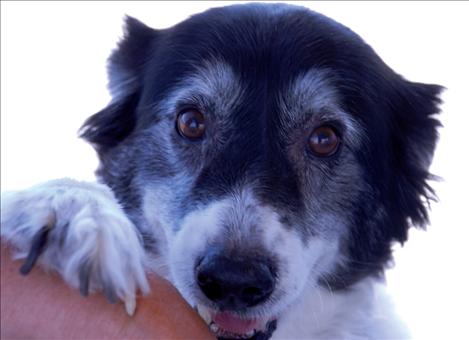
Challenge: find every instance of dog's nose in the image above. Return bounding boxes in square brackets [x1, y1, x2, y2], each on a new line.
[196, 254, 275, 310]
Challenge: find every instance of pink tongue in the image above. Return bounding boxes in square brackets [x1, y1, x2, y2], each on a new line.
[213, 312, 258, 334]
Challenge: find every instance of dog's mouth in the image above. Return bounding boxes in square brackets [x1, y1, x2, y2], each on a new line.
[197, 305, 277, 340]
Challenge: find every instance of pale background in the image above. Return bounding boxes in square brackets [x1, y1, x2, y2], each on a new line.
[2, 1, 468, 339]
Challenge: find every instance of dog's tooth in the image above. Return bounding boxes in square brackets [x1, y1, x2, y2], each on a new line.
[209, 322, 219, 333]
[124, 294, 136, 316]
[245, 329, 255, 338]
[197, 305, 212, 324]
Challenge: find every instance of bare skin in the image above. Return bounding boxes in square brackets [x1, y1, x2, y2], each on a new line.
[0, 245, 215, 339]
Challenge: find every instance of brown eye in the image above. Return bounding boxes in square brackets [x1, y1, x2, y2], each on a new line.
[177, 109, 206, 140]
[308, 125, 340, 157]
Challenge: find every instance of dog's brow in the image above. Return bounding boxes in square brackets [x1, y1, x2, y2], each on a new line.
[279, 69, 339, 121]
[278, 69, 362, 147]
[159, 60, 244, 117]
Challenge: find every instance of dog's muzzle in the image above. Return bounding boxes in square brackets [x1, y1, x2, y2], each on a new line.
[195, 252, 277, 339]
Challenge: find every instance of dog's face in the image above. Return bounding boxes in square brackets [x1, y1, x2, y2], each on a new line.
[80, 4, 442, 339]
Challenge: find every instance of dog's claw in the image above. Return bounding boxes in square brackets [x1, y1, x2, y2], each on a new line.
[124, 294, 136, 316]
[19, 226, 50, 275]
[104, 284, 117, 304]
[79, 262, 91, 297]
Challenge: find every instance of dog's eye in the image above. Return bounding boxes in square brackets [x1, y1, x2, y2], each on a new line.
[177, 109, 206, 140]
[308, 125, 340, 157]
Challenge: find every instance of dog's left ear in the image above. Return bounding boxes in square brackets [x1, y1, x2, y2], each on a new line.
[389, 80, 444, 241]
[80, 16, 157, 153]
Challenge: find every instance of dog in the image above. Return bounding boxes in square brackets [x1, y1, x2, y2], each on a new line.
[1, 3, 442, 339]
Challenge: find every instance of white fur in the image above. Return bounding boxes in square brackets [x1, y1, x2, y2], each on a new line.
[1, 178, 149, 309]
[273, 278, 409, 340]
[168, 196, 231, 306]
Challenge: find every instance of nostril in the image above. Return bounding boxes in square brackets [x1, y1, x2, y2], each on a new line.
[197, 271, 224, 301]
[242, 286, 263, 300]
[197, 272, 209, 285]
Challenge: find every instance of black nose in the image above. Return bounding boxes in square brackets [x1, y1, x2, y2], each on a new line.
[196, 254, 275, 310]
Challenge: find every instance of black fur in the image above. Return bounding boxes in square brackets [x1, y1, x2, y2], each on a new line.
[80, 3, 442, 290]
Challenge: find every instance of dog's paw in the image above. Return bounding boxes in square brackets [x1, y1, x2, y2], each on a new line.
[1, 178, 150, 315]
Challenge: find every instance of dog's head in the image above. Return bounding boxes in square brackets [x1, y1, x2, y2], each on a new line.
[80, 4, 442, 339]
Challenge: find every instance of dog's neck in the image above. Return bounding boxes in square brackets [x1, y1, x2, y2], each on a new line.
[272, 278, 409, 340]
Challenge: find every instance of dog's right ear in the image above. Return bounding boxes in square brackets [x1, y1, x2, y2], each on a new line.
[79, 16, 157, 153]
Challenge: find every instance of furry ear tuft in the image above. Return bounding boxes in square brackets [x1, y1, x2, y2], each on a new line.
[107, 16, 156, 98]
[80, 17, 157, 153]
[79, 92, 140, 152]
[391, 81, 444, 241]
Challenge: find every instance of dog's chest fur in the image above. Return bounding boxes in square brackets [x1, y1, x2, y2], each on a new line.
[273, 279, 408, 339]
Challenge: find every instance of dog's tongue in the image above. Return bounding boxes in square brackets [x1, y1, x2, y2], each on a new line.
[213, 312, 258, 334]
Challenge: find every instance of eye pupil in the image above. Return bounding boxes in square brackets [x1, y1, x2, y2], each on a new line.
[177, 109, 205, 139]
[308, 126, 340, 156]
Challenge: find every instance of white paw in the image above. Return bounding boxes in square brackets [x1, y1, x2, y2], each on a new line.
[1, 178, 150, 315]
